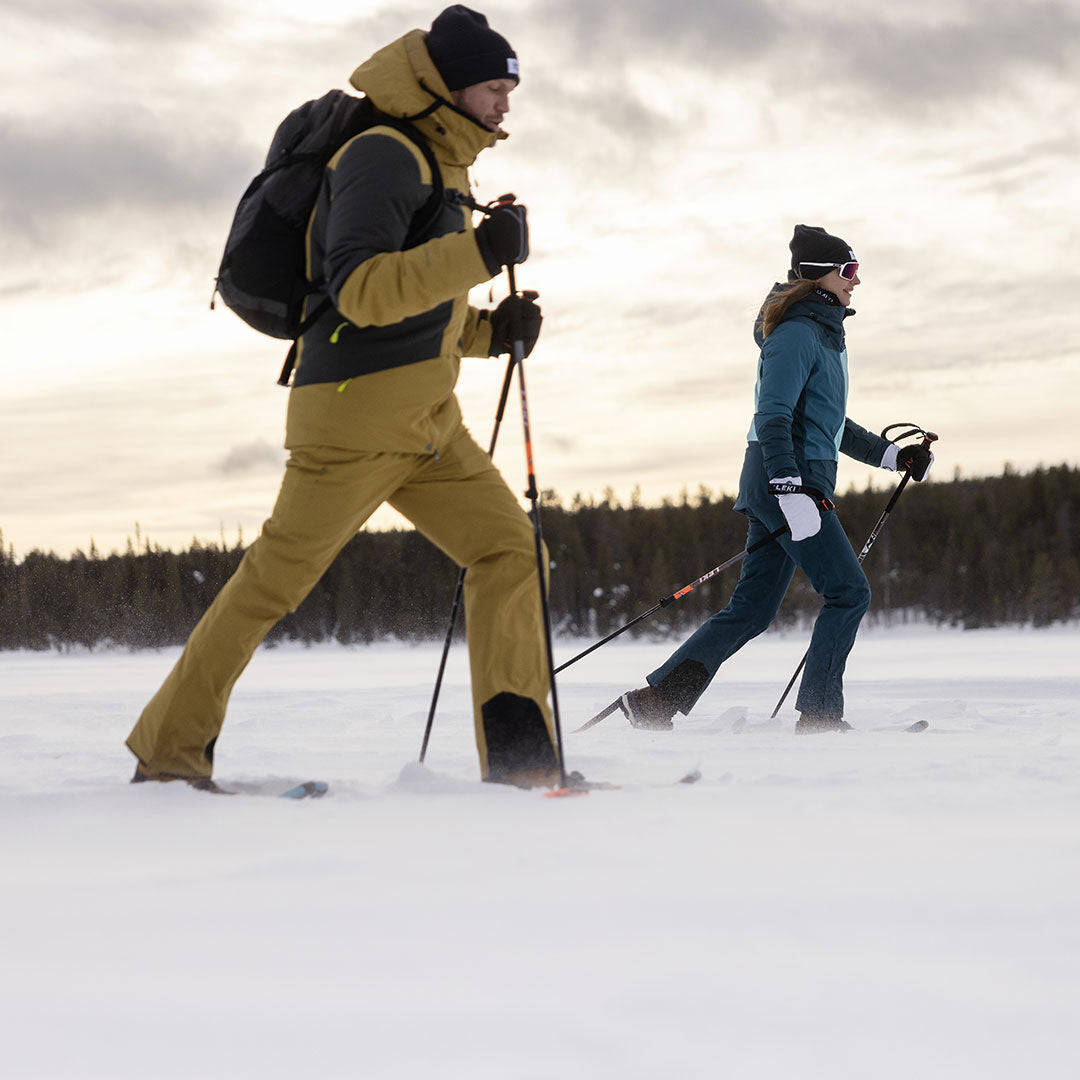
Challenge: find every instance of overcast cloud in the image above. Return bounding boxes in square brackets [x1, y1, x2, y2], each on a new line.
[1, 0, 1077, 557]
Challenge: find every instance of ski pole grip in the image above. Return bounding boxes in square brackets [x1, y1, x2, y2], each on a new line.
[911, 431, 938, 481]
[895, 431, 938, 482]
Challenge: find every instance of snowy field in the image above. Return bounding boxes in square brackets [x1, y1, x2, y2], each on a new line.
[2, 625, 1078, 1079]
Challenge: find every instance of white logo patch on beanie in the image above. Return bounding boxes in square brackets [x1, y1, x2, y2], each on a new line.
[507, 57, 519, 76]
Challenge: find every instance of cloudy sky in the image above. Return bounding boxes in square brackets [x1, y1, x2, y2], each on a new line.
[2, 0, 1077, 558]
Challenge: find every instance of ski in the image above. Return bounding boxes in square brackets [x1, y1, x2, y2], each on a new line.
[279, 780, 329, 799]
[545, 768, 701, 798]
[576, 708, 929, 736]
[571, 697, 623, 733]
[210, 779, 330, 798]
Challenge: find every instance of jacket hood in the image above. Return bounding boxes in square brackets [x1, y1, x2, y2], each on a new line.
[349, 28, 505, 168]
[753, 282, 787, 349]
[753, 282, 852, 349]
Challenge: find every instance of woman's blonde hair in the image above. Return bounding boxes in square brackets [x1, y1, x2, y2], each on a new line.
[758, 278, 818, 340]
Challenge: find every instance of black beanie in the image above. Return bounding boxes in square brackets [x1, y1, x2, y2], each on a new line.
[789, 224, 856, 279]
[426, 5, 519, 92]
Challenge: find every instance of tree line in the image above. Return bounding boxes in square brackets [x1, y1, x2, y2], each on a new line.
[2, 464, 1078, 652]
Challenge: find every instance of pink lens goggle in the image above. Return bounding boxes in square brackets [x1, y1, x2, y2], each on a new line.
[801, 261, 859, 280]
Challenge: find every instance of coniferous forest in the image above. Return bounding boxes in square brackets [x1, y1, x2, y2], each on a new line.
[2, 465, 1078, 652]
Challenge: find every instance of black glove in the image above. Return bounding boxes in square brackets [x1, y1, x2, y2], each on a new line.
[488, 293, 542, 358]
[896, 444, 934, 481]
[475, 204, 529, 272]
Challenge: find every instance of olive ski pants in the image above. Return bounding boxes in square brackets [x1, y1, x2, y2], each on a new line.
[126, 425, 557, 781]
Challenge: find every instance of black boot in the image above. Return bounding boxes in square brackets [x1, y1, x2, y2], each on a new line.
[618, 686, 676, 730]
[618, 659, 711, 731]
[481, 692, 560, 786]
[131, 760, 228, 793]
[795, 714, 853, 734]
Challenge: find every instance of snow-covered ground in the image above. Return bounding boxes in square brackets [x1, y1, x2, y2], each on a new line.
[2, 625, 1078, 1079]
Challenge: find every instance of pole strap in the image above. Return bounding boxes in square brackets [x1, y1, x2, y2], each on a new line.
[766, 481, 835, 511]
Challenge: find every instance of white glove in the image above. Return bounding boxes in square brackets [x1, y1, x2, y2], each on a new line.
[771, 476, 821, 541]
[880, 444, 900, 471]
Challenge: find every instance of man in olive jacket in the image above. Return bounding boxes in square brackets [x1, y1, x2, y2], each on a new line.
[127, 6, 560, 789]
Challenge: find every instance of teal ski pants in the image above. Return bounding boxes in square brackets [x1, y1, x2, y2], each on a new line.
[647, 512, 871, 720]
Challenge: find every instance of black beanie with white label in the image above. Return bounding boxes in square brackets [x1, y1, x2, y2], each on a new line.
[427, 5, 519, 91]
[789, 224, 856, 279]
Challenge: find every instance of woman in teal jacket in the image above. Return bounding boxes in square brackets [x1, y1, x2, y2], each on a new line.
[619, 225, 933, 732]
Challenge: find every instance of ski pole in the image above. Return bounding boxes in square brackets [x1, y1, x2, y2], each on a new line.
[507, 260, 568, 788]
[554, 525, 789, 675]
[420, 191, 537, 762]
[769, 426, 939, 719]
[419, 352, 517, 763]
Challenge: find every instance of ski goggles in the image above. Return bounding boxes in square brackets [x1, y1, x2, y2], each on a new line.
[799, 260, 860, 280]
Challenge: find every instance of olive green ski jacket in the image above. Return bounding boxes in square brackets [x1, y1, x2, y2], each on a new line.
[286, 28, 503, 456]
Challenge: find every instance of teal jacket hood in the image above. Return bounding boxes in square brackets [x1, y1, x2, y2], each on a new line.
[753, 283, 851, 350]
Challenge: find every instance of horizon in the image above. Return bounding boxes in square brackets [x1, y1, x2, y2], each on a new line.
[3, 456, 1072, 561]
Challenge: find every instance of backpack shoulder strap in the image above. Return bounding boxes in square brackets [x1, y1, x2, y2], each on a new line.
[277, 113, 448, 387]
[363, 116, 445, 246]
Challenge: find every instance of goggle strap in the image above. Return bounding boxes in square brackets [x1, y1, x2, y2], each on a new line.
[800, 261, 859, 280]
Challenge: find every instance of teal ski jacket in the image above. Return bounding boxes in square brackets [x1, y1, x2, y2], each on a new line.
[736, 286, 890, 515]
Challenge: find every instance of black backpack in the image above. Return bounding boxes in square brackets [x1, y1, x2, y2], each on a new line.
[211, 90, 445, 385]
